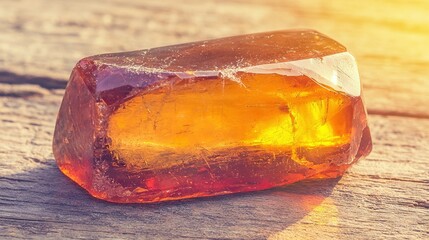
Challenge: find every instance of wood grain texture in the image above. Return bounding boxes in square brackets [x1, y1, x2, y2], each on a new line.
[0, 0, 428, 239]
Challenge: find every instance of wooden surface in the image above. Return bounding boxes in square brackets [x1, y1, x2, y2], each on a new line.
[0, 0, 428, 239]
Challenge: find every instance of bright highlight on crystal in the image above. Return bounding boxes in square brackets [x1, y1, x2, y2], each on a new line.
[53, 30, 372, 203]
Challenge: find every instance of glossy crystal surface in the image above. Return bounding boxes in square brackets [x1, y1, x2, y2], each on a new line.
[53, 30, 372, 203]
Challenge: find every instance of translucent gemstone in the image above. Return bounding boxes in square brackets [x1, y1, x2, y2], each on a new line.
[53, 30, 372, 203]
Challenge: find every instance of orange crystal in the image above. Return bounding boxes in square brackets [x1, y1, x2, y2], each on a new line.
[53, 30, 372, 203]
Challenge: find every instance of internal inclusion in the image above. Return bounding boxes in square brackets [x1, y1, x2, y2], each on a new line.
[108, 76, 352, 146]
[106, 53, 357, 169]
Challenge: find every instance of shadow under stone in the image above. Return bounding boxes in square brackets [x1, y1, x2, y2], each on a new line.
[0, 162, 340, 239]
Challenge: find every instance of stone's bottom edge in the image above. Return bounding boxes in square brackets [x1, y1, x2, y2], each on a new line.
[57, 161, 353, 204]
[57, 163, 92, 193]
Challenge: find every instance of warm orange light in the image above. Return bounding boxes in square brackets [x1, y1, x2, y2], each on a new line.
[108, 74, 353, 170]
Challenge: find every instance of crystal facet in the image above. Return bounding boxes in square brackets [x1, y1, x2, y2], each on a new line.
[53, 30, 372, 203]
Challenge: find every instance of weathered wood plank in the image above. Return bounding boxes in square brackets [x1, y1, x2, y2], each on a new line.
[0, 0, 428, 239]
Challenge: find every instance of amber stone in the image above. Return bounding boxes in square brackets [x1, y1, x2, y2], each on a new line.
[53, 30, 372, 203]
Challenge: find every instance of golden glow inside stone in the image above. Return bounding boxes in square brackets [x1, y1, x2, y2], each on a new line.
[53, 30, 372, 203]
